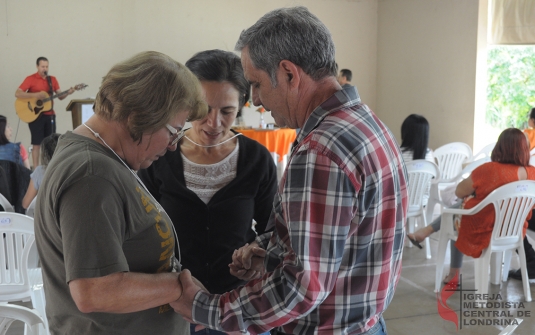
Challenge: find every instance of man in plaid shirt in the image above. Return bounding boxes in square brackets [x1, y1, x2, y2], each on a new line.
[172, 6, 408, 335]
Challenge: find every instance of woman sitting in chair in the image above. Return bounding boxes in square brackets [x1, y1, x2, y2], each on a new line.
[523, 107, 535, 153]
[409, 128, 535, 284]
[22, 133, 60, 211]
[400, 114, 434, 163]
[509, 107, 535, 280]
[0, 115, 30, 169]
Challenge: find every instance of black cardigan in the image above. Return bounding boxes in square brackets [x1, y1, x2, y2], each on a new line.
[138, 133, 278, 293]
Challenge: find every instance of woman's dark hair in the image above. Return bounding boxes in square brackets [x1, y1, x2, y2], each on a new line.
[529, 107, 535, 121]
[491, 128, 530, 166]
[185, 49, 250, 111]
[0, 115, 9, 145]
[40, 133, 60, 167]
[400, 114, 430, 160]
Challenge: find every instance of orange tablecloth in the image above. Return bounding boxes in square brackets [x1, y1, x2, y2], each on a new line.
[238, 128, 297, 162]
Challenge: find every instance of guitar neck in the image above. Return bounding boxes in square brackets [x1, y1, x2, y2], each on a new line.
[43, 88, 71, 103]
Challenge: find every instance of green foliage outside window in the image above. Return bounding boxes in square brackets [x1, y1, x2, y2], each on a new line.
[487, 46, 535, 129]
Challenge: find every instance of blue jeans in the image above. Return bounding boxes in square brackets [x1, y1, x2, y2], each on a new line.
[190, 324, 270, 335]
[366, 316, 387, 335]
[269, 316, 387, 335]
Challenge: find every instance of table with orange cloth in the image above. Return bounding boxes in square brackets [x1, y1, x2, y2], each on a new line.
[236, 128, 297, 162]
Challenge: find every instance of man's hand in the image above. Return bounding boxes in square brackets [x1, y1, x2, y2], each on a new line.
[229, 242, 266, 280]
[170, 270, 205, 322]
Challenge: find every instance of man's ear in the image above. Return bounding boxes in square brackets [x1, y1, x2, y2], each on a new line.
[279, 60, 300, 89]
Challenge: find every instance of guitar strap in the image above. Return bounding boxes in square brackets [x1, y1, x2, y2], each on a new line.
[46, 75, 54, 110]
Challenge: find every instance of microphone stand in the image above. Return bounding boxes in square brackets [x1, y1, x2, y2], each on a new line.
[45, 72, 56, 132]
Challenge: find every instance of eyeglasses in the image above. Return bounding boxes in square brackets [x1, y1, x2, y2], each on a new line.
[165, 124, 184, 146]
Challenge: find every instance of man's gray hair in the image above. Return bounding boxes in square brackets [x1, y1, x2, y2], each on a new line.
[235, 6, 337, 86]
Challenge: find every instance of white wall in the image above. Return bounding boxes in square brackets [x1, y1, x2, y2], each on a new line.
[0, 0, 378, 150]
[377, 0, 480, 150]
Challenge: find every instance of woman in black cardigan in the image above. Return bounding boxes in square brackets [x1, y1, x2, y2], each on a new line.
[138, 49, 276, 335]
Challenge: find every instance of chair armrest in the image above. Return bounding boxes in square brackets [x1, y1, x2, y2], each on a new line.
[442, 201, 486, 216]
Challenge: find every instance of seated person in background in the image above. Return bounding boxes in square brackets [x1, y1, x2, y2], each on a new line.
[509, 106, 535, 280]
[400, 114, 434, 244]
[22, 133, 60, 210]
[410, 128, 535, 284]
[523, 107, 535, 153]
[400, 114, 434, 163]
[138, 49, 277, 335]
[0, 115, 31, 169]
[509, 213, 535, 280]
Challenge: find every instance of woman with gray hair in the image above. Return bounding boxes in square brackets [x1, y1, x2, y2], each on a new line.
[34, 51, 207, 334]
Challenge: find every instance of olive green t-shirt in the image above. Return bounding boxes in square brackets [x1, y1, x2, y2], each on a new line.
[35, 132, 188, 334]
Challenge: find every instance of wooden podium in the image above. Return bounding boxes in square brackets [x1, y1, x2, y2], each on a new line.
[66, 99, 95, 129]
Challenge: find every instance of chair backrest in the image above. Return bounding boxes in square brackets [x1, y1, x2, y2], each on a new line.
[474, 181, 535, 250]
[0, 212, 36, 302]
[0, 193, 14, 212]
[471, 142, 496, 161]
[25, 197, 37, 218]
[433, 142, 472, 181]
[456, 157, 491, 182]
[0, 304, 44, 335]
[405, 160, 439, 212]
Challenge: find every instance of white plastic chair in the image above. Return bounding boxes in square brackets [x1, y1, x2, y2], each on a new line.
[434, 180, 535, 303]
[0, 303, 45, 335]
[0, 213, 48, 334]
[405, 160, 439, 259]
[425, 142, 473, 223]
[471, 142, 495, 162]
[0, 194, 13, 213]
[25, 198, 37, 218]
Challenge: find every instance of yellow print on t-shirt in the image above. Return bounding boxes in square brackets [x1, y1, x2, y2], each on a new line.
[135, 186, 174, 271]
[135, 186, 175, 314]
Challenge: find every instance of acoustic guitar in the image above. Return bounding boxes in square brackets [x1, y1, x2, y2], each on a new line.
[15, 83, 88, 123]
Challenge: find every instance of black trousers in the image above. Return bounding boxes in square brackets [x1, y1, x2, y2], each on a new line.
[524, 210, 535, 263]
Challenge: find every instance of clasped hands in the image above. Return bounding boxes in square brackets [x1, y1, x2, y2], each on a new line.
[228, 241, 267, 281]
[170, 242, 267, 325]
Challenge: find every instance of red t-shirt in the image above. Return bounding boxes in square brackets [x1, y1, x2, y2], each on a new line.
[19, 72, 60, 115]
[20, 144, 28, 162]
[455, 162, 535, 258]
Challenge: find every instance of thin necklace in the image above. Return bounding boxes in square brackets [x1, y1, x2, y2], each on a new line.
[83, 123, 152, 200]
[82, 123, 182, 267]
[184, 132, 241, 148]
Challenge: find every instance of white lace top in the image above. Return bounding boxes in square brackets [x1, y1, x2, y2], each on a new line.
[181, 142, 239, 204]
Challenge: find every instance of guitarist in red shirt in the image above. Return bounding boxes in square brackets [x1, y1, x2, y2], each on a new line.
[15, 57, 74, 169]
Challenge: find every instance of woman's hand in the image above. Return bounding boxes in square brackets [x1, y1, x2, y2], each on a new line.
[170, 270, 205, 322]
[455, 176, 475, 199]
[229, 242, 266, 281]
